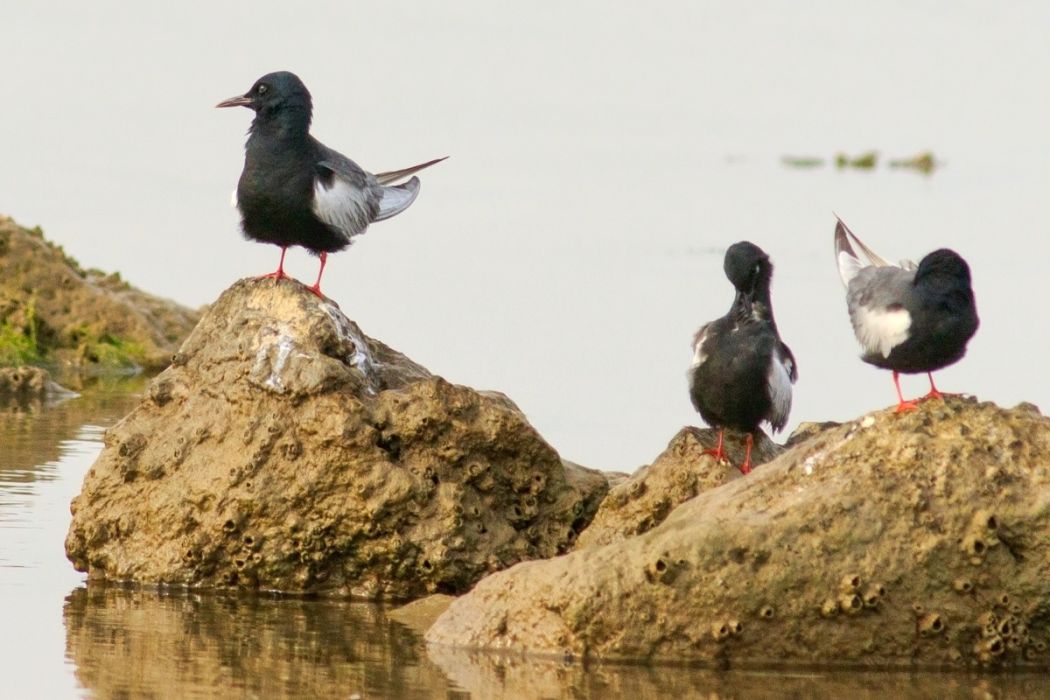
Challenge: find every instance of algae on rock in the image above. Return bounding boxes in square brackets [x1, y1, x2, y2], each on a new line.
[65, 278, 608, 600]
[0, 215, 199, 372]
[427, 398, 1050, 669]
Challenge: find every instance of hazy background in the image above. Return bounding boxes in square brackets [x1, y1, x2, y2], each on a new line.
[3, 1, 1048, 472]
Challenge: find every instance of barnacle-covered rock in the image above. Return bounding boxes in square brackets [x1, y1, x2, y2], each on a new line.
[427, 398, 1050, 669]
[65, 278, 608, 600]
[575, 426, 781, 549]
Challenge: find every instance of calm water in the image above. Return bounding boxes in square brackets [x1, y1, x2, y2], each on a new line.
[2, 1, 1048, 474]
[1, 382, 1047, 698]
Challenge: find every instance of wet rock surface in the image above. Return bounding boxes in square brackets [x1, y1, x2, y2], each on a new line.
[427, 397, 1050, 669]
[65, 279, 608, 600]
[0, 366, 70, 405]
[0, 215, 199, 372]
[576, 426, 781, 549]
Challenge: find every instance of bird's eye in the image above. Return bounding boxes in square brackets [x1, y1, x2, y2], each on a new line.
[257, 84, 268, 95]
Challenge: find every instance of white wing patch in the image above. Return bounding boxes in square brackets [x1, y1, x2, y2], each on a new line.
[312, 176, 374, 240]
[837, 249, 863, 287]
[230, 188, 238, 208]
[852, 305, 912, 358]
[690, 324, 711, 369]
[767, 353, 794, 432]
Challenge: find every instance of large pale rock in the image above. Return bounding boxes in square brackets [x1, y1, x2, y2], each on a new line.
[427, 398, 1050, 669]
[576, 426, 780, 549]
[65, 279, 608, 600]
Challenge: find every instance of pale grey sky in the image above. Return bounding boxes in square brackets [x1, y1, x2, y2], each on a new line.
[2, 1, 1048, 472]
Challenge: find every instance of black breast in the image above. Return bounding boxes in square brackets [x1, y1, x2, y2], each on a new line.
[237, 134, 350, 254]
[689, 319, 777, 433]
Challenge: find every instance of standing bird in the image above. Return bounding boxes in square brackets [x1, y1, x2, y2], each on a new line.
[688, 242, 798, 474]
[216, 71, 446, 297]
[833, 216, 979, 412]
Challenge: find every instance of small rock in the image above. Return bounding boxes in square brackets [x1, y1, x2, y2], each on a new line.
[575, 426, 780, 549]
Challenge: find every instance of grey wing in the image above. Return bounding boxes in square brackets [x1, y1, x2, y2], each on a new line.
[846, 267, 915, 358]
[766, 341, 796, 432]
[313, 145, 384, 240]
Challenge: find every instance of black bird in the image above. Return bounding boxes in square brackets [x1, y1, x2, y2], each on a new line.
[834, 216, 979, 412]
[688, 242, 798, 474]
[217, 71, 446, 297]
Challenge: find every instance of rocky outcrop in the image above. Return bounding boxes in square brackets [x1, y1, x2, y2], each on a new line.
[0, 215, 199, 371]
[427, 398, 1050, 669]
[576, 427, 780, 549]
[65, 279, 609, 600]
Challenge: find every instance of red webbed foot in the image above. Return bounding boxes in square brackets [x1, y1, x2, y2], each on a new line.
[257, 247, 290, 282]
[891, 371, 921, 413]
[305, 252, 328, 299]
[894, 399, 920, 413]
[918, 373, 959, 402]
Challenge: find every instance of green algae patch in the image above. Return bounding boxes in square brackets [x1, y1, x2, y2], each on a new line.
[81, 333, 150, 372]
[835, 150, 878, 169]
[0, 321, 41, 367]
[0, 215, 200, 372]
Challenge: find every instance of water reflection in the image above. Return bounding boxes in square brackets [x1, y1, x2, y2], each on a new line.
[426, 645, 1049, 700]
[54, 580, 1050, 700]
[63, 585, 466, 699]
[0, 376, 146, 476]
[0, 377, 148, 698]
[3, 370, 1046, 699]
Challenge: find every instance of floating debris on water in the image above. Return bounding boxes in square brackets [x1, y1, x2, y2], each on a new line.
[780, 150, 939, 175]
[889, 151, 937, 175]
[835, 151, 878, 169]
[781, 155, 826, 168]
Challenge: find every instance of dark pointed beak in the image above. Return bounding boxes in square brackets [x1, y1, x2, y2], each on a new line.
[216, 94, 253, 109]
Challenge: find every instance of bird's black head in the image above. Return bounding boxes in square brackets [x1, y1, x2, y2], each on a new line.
[724, 241, 773, 295]
[216, 71, 312, 131]
[915, 248, 972, 286]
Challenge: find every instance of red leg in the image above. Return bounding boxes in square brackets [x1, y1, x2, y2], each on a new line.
[738, 433, 754, 475]
[893, 371, 919, 413]
[703, 429, 728, 463]
[305, 252, 327, 298]
[919, 372, 953, 402]
[258, 247, 289, 281]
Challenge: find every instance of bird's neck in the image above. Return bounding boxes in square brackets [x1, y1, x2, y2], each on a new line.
[729, 284, 778, 327]
[248, 106, 312, 146]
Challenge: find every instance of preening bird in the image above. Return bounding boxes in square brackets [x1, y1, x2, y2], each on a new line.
[688, 242, 798, 474]
[217, 71, 446, 297]
[833, 216, 979, 412]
